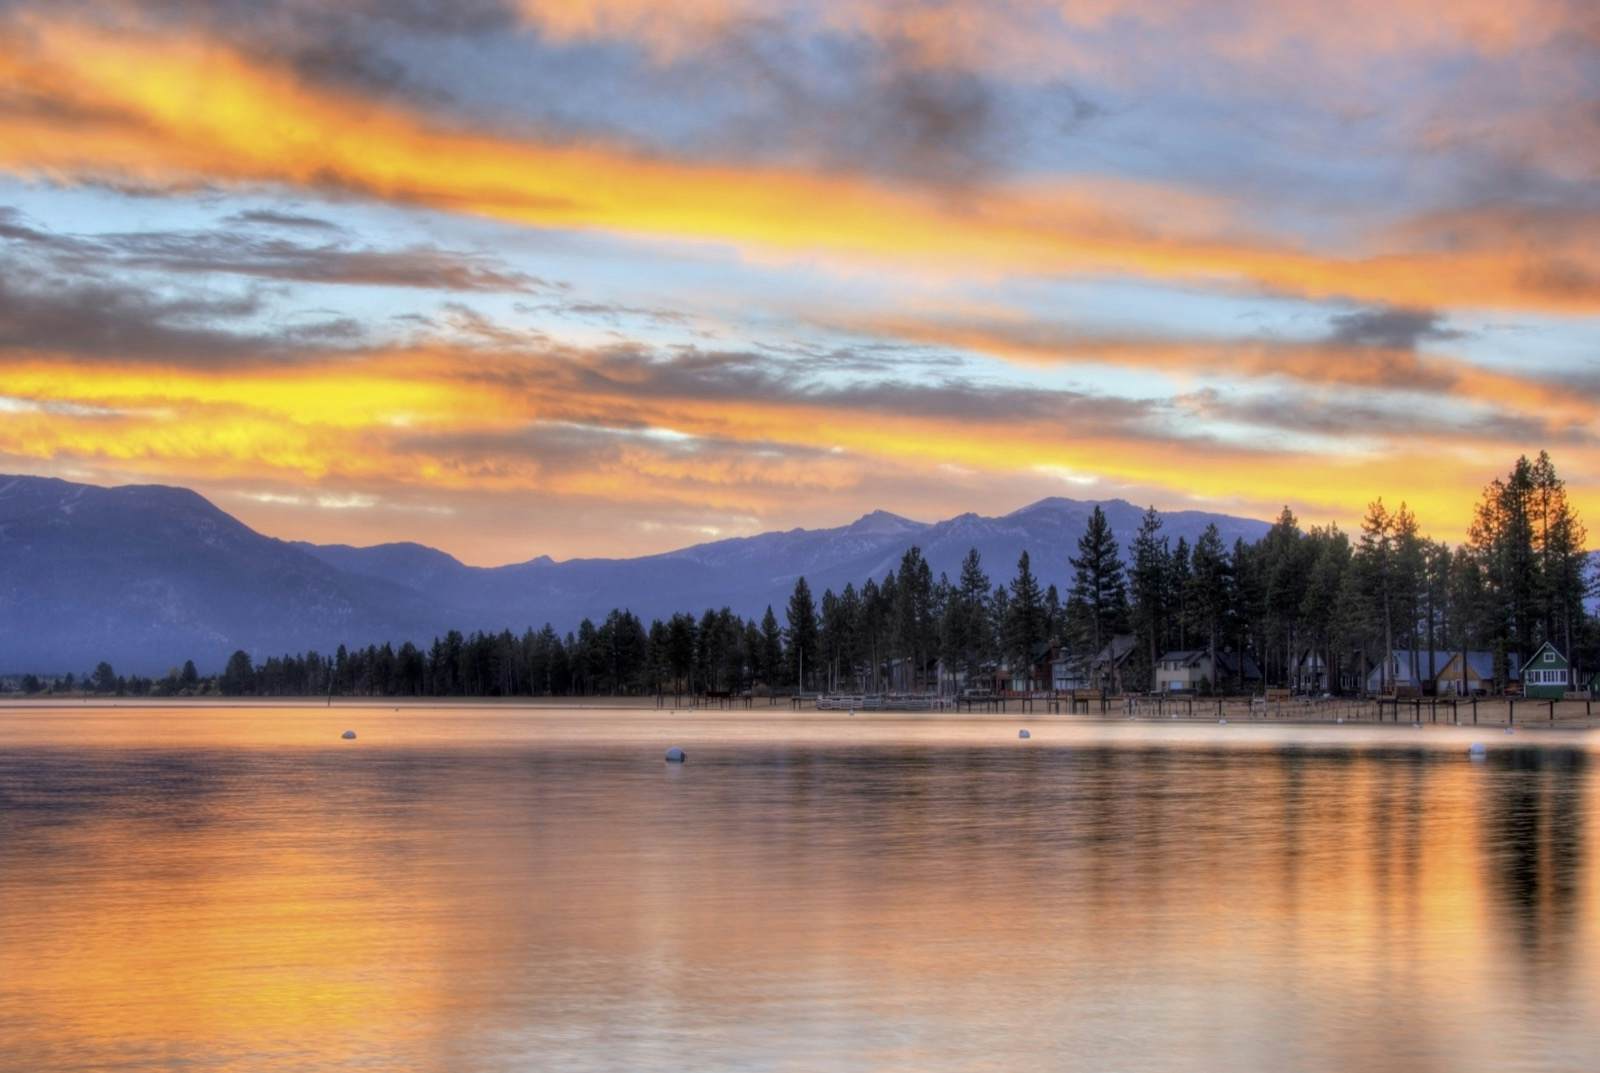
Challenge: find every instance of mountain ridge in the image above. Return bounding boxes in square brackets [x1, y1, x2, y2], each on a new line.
[4, 473, 1283, 673]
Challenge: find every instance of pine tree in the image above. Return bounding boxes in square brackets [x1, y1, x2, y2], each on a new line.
[1392, 503, 1425, 688]
[1069, 505, 1129, 660]
[786, 576, 818, 691]
[1005, 551, 1046, 687]
[952, 548, 991, 680]
[1262, 506, 1309, 687]
[1168, 537, 1192, 651]
[1188, 524, 1230, 692]
[1356, 499, 1395, 692]
[1129, 506, 1169, 688]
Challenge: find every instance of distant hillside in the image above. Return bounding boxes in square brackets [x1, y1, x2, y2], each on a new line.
[3, 473, 1277, 673]
[292, 496, 1272, 641]
[0, 476, 445, 674]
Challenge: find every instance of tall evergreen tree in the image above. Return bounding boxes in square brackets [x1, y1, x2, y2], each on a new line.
[1168, 537, 1192, 651]
[1187, 524, 1231, 691]
[786, 576, 819, 690]
[1068, 505, 1129, 658]
[1129, 506, 1169, 687]
[1356, 499, 1396, 692]
[1005, 551, 1046, 687]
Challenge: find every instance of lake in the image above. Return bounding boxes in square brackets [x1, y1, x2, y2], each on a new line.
[1, 705, 1597, 1072]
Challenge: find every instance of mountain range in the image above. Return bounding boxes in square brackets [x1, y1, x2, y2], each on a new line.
[0, 472, 1283, 673]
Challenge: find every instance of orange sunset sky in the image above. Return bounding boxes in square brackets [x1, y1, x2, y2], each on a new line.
[0, 1, 1596, 563]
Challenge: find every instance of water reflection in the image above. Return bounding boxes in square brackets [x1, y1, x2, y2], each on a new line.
[0, 711, 1596, 1072]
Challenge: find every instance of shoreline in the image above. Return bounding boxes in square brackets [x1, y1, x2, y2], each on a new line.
[1, 695, 1594, 733]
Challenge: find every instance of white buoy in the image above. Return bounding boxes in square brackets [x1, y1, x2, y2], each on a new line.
[1218, 717, 1228, 725]
[1504, 726, 1515, 735]
[665, 746, 687, 763]
[1018, 729, 1031, 739]
[1468, 742, 1487, 760]
[1336, 717, 1345, 725]
[341, 730, 356, 740]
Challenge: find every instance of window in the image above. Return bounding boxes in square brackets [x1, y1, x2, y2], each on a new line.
[1544, 651, 1555, 663]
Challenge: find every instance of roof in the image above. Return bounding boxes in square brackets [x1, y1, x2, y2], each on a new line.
[1437, 650, 1520, 680]
[1372, 649, 1525, 684]
[1093, 634, 1137, 666]
[1155, 649, 1261, 679]
[1214, 651, 1262, 680]
[1527, 641, 1569, 666]
[1156, 650, 1205, 666]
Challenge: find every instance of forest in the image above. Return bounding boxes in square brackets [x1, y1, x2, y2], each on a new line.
[16, 453, 1595, 699]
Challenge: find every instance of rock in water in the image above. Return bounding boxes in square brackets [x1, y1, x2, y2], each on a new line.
[665, 746, 686, 763]
[1018, 729, 1030, 740]
[341, 730, 357, 740]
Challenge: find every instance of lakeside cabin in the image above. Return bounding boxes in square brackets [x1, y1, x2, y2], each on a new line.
[1522, 642, 1572, 699]
[1433, 650, 1521, 697]
[1154, 649, 1262, 693]
[1056, 634, 1137, 694]
[1365, 650, 1450, 697]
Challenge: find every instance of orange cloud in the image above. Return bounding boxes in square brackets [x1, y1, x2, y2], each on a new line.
[3, 339, 1595, 554]
[0, 18, 1598, 313]
[845, 315, 1599, 425]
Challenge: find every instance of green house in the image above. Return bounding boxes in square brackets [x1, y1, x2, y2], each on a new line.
[1523, 642, 1571, 699]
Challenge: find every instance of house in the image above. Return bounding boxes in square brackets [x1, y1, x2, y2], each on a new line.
[1089, 634, 1138, 693]
[1368, 649, 1523, 696]
[1433, 650, 1521, 696]
[1337, 650, 1372, 694]
[1522, 642, 1571, 699]
[1154, 649, 1262, 693]
[1365, 650, 1450, 696]
[886, 654, 944, 693]
[1292, 650, 1330, 694]
[1000, 641, 1062, 693]
[1051, 650, 1088, 692]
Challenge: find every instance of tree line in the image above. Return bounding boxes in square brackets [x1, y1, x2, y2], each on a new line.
[9, 453, 1594, 699]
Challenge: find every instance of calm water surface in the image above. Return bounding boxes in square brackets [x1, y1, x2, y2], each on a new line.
[1, 705, 1597, 1072]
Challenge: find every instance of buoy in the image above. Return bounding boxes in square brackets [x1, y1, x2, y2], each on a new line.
[1218, 718, 1228, 725]
[341, 730, 356, 740]
[1336, 717, 1345, 725]
[1468, 742, 1487, 760]
[1504, 726, 1515, 735]
[1018, 729, 1031, 739]
[665, 746, 686, 763]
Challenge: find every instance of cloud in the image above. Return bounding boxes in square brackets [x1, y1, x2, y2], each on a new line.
[1, 208, 553, 294]
[1324, 306, 1462, 350]
[221, 208, 343, 231]
[2, 18, 1599, 312]
[839, 312, 1592, 422]
[0, 271, 270, 361]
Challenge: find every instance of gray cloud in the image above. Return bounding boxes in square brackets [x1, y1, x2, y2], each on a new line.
[1325, 306, 1462, 350]
[0, 272, 270, 361]
[222, 209, 344, 231]
[1179, 386, 1594, 447]
[1, 207, 556, 293]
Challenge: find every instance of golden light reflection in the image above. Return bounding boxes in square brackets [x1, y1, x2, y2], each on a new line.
[2, 711, 1596, 1072]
